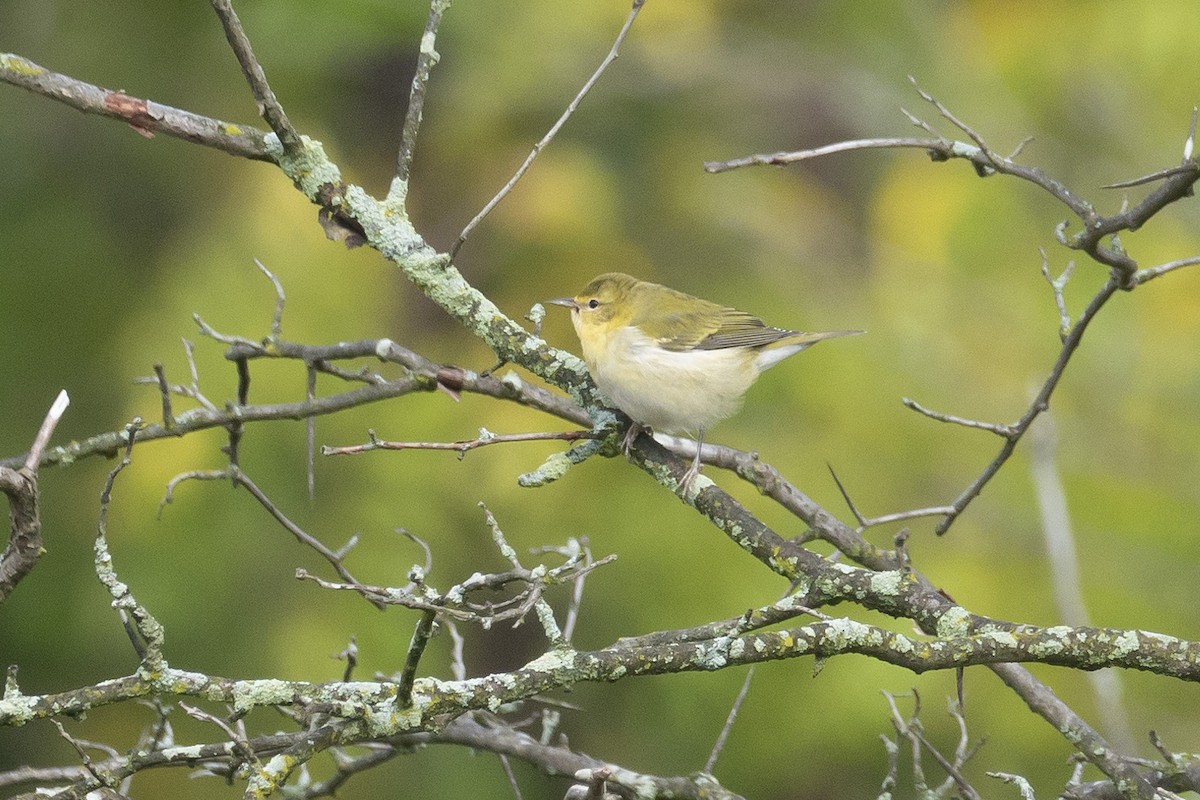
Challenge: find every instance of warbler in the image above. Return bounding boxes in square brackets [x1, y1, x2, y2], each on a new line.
[550, 272, 861, 488]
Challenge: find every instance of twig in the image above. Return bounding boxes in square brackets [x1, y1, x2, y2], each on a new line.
[561, 539, 588, 643]
[987, 772, 1036, 800]
[393, 0, 450, 190]
[1187, 106, 1198, 162]
[934, 277, 1119, 535]
[0, 391, 69, 602]
[1040, 249, 1076, 342]
[827, 463, 956, 531]
[704, 666, 754, 773]
[160, 465, 384, 609]
[307, 365, 317, 500]
[95, 421, 167, 667]
[398, 610, 438, 707]
[323, 428, 596, 458]
[333, 636, 358, 683]
[989, 662, 1156, 798]
[705, 137, 962, 173]
[709, 86, 1200, 286]
[499, 753, 525, 800]
[1102, 163, 1196, 189]
[910, 75, 994, 162]
[902, 398, 1015, 437]
[152, 364, 175, 430]
[208, 0, 302, 155]
[447, 620, 467, 681]
[1133, 255, 1200, 284]
[450, 0, 645, 257]
[255, 258, 286, 336]
[25, 389, 71, 471]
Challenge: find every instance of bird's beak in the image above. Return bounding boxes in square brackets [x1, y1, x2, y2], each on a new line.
[547, 297, 578, 310]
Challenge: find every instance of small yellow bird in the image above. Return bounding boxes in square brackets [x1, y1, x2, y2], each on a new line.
[550, 272, 861, 488]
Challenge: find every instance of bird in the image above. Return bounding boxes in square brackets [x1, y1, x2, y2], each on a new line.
[549, 272, 861, 491]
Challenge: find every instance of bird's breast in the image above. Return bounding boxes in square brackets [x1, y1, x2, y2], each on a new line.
[583, 325, 757, 433]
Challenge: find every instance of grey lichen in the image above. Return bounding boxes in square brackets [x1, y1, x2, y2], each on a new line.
[935, 605, 972, 638]
[263, 133, 342, 199]
[518, 439, 606, 487]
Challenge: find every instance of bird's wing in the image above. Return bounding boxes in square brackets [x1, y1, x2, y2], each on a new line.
[694, 309, 800, 350]
[647, 305, 792, 352]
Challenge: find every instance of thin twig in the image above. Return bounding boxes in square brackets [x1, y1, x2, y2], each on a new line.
[901, 398, 1015, 437]
[935, 277, 1119, 535]
[333, 636, 358, 682]
[705, 136, 955, 173]
[208, 0, 302, 155]
[825, 465, 954, 531]
[989, 662, 1156, 797]
[306, 365, 317, 501]
[450, 0, 645, 257]
[1134, 255, 1200, 284]
[394, 0, 450, 189]
[152, 364, 175, 430]
[704, 666, 754, 773]
[1040, 249, 1075, 342]
[398, 610, 438, 707]
[1102, 163, 1197, 189]
[254, 258, 286, 337]
[710, 86, 1200, 287]
[323, 428, 596, 458]
[561, 539, 589, 643]
[498, 753, 525, 800]
[24, 389, 70, 471]
[910, 75, 995, 160]
[161, 466, 385, 609]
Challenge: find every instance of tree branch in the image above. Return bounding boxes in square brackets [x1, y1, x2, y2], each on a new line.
[0, 53, 274, 160]
[208, 0, 302, 155]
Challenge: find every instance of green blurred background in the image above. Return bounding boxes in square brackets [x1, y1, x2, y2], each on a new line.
[3, 1, 1200, 797]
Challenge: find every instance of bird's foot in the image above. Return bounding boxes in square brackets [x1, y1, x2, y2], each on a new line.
[620, 421, 647, 457]
[676, 441, 705, 497]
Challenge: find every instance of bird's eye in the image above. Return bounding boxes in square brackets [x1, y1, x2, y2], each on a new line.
[587, 298, 600, 309]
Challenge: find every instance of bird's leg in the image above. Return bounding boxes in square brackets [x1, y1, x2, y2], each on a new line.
[621, 419, 646, 456]
[678, 428, 705, 495]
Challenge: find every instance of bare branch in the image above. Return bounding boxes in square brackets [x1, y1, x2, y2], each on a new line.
[934, 277, 1119, 534]
[393, 0, 450, 191]
[1040, 250, 1076, 342]
[708, 86, 1200, 286]
[0, 390, 69, 602]
[704, 666, 754, 774]
[323, 428, 597, 458]
[990, 662, 1157, 799]
[254, 258, 286, 337]
[0, 53, 274, 159]
[1102, 163, 1196, 189]
[397, 610, 438, 708]
[705, 136, 955, 173]
[901, 397, 1014, 437]
[450, 0, 646, 257]
[1134, 255, 1200, 284]
[208, 0, 302, 155]
[24, 390, 70, 471]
